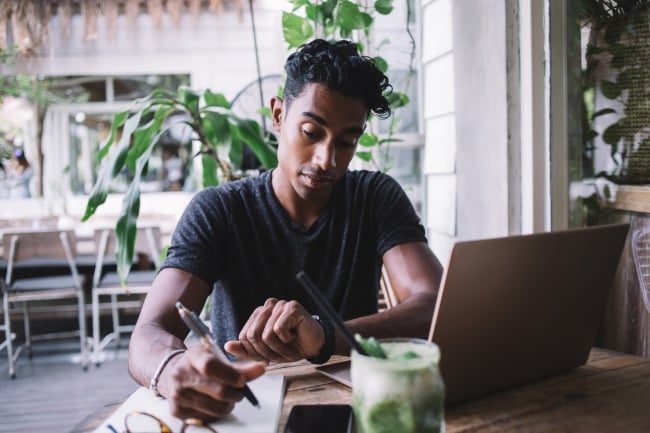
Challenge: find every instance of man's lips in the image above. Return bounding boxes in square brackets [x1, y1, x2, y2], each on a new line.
[301, 172, 334, 189]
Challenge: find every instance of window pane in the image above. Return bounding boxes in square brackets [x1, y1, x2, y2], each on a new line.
[50, 74, 189, 103]
[378, 69, 419, 134]
[567, 4, 650, 227]
[387, 144, 423, 214]
[66, 74, 191, 195]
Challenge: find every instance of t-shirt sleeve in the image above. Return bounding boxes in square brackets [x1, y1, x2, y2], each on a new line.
[372, 173, 427, 257]
[162, 188, 228, 285]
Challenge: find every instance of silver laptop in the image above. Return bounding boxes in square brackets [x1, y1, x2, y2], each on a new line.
[317, 223, 630, 405]
[429, 223, 629, 404]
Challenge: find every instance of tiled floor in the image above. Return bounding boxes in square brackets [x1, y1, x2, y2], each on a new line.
[0, 337, 138, 433]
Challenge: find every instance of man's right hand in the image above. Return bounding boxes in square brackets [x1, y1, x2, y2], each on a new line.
[157, 345, 266, 421]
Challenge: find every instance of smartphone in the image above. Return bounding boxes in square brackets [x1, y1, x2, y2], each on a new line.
[284, 404, 354, 433]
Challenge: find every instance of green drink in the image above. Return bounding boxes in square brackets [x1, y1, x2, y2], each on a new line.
[351, 338, 445, 433]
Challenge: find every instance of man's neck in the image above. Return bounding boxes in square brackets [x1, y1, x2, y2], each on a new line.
[271, 170, 331, 230]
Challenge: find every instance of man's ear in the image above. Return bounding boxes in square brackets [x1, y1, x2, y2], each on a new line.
[270, 96, 283, 132]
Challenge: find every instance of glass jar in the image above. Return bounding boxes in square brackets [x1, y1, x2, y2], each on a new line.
[351, 338, 445, 433]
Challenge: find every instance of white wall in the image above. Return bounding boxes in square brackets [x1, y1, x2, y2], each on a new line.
[421, 0, 457, 265]
[6, 1, 288, 100]
[453, 0, 511, 241]
[421, 0, 534, 265]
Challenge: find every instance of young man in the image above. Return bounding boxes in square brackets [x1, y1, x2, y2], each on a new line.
[128, 39, 444, 421]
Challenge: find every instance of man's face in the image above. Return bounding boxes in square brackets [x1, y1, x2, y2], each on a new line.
[271, 83, 368, 203]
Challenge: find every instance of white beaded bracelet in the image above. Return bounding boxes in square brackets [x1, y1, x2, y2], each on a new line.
[149, 349, 186, 398]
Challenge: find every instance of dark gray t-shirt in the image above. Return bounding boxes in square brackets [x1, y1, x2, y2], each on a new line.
[163, 169, 427, 348]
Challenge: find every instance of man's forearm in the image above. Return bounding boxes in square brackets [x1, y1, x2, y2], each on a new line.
[338, 291, 437, 354]
[128, 322, 187, 388]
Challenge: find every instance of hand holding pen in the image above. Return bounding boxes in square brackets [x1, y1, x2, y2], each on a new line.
[176, 302, 261, 408]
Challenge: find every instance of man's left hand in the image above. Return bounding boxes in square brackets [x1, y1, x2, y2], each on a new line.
[224, 298, 325, 363]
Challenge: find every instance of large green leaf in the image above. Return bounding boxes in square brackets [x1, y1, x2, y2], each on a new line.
[360, 12, 373, 31]
[127, 107, 173, 172]
[203, 106, 277, 169]
[373, 56, 388, 73]
[115, 187, 140, 285]
[387, 91, 410, 109]
[202, 153, 219, 187]
[592, 108, 617, 119]
[602, 121, 623, 146]
[113, 124, 166, 284]
[202, 111, 232, 149]
[337, 1, 367, 33]
[202, 112, 233, 180]
[282, 12, 314, 48]
[231, 117, 278, 169]
[374, 0, 394, 15]
[81, 110, 143, 221]
[229, 124, 244, 170]
[355, 151, 373, 162]
[204, 90, 231, 109]
[600, 80, 621, 100]
[319, 0, 338, 22]
[83, 88, 182, 221]
[178, 86, 201, 115]
[359, 132, 378, 147]
[96, 111, 128, 161]
[305, 4, 319, 21]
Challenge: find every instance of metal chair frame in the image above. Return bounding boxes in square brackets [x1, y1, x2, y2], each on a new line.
[379, 265, 399, 311]
[91, 226, 162, 365]
[1, 229, 88, 378]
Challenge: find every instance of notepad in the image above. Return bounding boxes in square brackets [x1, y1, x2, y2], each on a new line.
[93, 374, 286, 433]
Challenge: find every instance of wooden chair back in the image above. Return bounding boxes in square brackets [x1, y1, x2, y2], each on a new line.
[3, 229, 79, 285]
[92, 226, 162, 286]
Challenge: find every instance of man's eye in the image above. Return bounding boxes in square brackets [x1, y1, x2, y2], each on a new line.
[302, 129, 317, 138]
[339, 137, 359, 148]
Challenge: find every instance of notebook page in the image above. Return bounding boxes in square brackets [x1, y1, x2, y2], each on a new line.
[93, 374, 286, 433]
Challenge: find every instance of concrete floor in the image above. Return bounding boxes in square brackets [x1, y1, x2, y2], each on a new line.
[0, 336, 138, 433]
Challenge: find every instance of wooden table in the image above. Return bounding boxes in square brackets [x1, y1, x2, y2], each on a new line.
[269, 348, 650, 433]
[75, 347, 650, 433]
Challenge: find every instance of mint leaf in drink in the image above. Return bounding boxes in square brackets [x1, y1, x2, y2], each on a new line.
[355, 334, 387, 358]
[366, 398, 416, 433]
[396, 350, 420, 360]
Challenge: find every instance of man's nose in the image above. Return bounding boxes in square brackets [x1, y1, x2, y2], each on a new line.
[312, 141, 336, 170]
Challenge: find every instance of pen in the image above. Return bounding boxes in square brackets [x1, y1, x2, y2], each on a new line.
[295, 271, 369, 356]
[175, 302, 260, 408]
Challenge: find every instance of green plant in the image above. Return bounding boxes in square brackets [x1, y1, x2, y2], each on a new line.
[281, 0, 412, 170]
[82, 0, 415, 283]
[0, 46, 65, 106]
[81, 87, 278, 282]
[582, 1, 650, 184]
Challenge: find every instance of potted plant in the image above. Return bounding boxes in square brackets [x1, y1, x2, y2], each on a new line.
[82, 0, 414, 282]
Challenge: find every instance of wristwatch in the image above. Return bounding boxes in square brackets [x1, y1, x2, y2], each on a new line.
[307, 314, 336, 364]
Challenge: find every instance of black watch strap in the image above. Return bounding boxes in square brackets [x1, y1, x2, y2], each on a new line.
[307, 315, 336, 364]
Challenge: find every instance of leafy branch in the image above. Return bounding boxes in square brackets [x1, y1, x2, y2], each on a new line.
[281, 0, 412, 170]
[81, 87, 277, 283]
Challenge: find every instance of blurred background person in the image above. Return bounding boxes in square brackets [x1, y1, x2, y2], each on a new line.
[8, 148, 33, 198]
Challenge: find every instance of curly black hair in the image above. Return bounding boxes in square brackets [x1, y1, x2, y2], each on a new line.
[283, 39, 392, 119]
